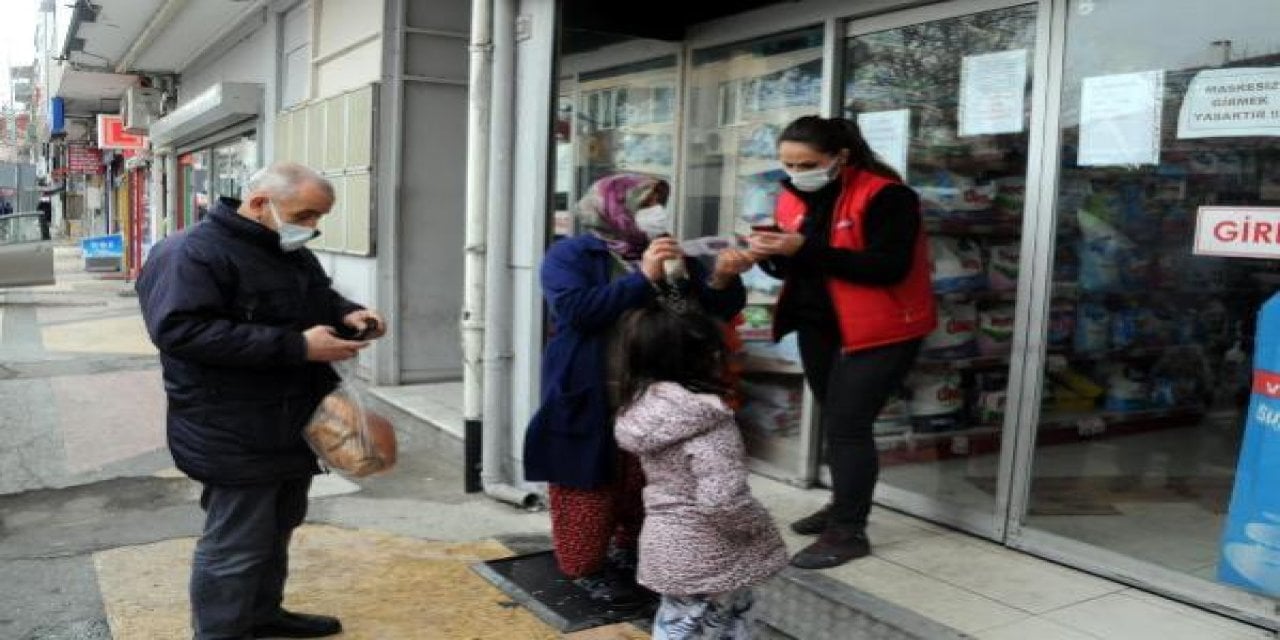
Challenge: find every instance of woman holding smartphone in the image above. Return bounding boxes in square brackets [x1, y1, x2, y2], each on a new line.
[749, 115, 936, 569]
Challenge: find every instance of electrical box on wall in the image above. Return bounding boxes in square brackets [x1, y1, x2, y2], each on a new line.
[120, 87, 163, 134]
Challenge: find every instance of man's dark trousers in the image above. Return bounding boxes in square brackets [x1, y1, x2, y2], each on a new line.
[191, 477, 311, 640]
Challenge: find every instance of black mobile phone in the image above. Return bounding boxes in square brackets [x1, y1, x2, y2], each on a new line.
[352, 322, 380, 341]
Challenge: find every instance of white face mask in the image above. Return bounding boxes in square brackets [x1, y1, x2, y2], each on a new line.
[268, 200, 319, 252]
[787, 162, 840, 192]
[634, 204, 672, 239]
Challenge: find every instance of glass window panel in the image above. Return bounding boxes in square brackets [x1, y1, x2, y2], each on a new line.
[576, 56, 678, 200]
[843, 5, 1038, 516]
[684, 27, 824, 478]
[1028, 0, 1280, 588]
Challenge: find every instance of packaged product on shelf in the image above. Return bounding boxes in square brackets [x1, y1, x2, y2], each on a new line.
[739, 172, 786, 229]
[742, 123, 781, 158]
[987, 242, 1019, 291]
[930, 237, 987, 293]
[976, 390, 1007, 426]
[973, 370, 1010, 426]
[1078, 209, 1136, 292]
[916, 171, 996, 221]
[1056, 176, 1094, 233]
[1104, 365, 1152, 412]
[1075, 302, 1111, 354]
[923, 300, 978, 358]
[978, 305, 1016, 356]
[874, 396, 911, 436]
[738, 386, 803, 437]
[1110, 305, 1140, 350]
[742, 333, 802, 368]
[1054, 244, 1079, 284]
[905, 369, 965, 433]
[741, 264, 782, 296]
[1136, 305, 1176, 347]
[992, 177, 1026, 220]
[738, 306, 773, 341]
[1045, 360, 1104, 413]
[1048, 303, 1077, 349]
[1150, 348, 1211, 409]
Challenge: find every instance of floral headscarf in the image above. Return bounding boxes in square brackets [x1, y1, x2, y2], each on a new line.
[576, 173, 665, 260]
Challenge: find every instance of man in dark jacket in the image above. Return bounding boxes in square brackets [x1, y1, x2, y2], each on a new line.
[136, 163, 385, 640]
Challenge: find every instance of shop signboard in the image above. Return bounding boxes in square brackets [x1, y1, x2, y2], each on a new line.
[1194, 206, 1280, 259]
[1078, 70, 1164, 167]
[96, 114, 147, 150]
[1178, 67, 1280, 140]
[1219, 292, 1280, 597]
[66, 143, 103, 175]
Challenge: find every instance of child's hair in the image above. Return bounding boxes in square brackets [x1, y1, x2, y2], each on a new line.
[614, 304, 729, 412]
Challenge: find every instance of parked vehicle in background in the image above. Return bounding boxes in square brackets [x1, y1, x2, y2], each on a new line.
[0, 213, 56, 287]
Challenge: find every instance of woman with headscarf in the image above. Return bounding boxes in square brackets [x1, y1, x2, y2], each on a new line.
[524, 173, 753, 607]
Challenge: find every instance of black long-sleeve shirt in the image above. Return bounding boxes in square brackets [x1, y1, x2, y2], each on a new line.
[763, 179, 922, 337]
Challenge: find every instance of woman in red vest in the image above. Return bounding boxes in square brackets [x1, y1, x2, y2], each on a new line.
[749, 115, 936, 569]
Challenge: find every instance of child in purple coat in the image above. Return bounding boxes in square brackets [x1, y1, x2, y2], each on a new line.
[614, 306, 787, 639]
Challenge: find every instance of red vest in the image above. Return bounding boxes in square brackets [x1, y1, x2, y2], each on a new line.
[774, 168, 937, 353]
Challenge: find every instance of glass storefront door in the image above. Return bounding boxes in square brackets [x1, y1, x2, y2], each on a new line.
[841, 3, 1041, 533]
[1010, 0, 1280, 623]
[683, 27, 826, 480]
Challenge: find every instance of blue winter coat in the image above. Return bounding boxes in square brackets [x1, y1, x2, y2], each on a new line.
[523, 234, 746, 489]
[136, 198, 364, 485]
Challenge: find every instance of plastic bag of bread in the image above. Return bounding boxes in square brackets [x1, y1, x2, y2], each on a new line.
[304, 383, 397, 477]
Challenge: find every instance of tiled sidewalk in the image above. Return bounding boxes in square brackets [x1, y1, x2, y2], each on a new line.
[750, 476, 1273, 640]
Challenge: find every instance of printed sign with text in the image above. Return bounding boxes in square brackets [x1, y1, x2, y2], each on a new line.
[1194, 206, 1280, 259]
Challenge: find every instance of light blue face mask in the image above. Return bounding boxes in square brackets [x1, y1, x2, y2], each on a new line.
[268, 200, 319, 252]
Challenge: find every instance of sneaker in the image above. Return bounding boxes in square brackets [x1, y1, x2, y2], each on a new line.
[790, 504, 833, 536]
[790, 527, 871, 570]
[250, 610, 342, 638]
[573, 571, 652, 610]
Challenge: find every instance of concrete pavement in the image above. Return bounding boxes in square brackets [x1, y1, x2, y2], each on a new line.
[0, 246, 625, 639]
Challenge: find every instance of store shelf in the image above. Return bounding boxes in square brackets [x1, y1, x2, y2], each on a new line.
[875, 425, 1000, 448]
[614, 162, 674, 176]
[916, 353, 1011, 370]
[924, 218, 1023, 237]
[939, 289, 1019, 303]
[874, 405, 1206, 467]
[1056, 286, 1265, 300]
[1051, 344, 1200, 362]
[1039, 406, 1204, 435]
[736, 157, 788, 177]
[741, 353, 804, 375]
[614, 121, 675, 134]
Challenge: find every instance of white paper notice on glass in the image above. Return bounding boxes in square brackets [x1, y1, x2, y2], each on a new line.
[857, 109, 910, 179]
[958, 49, 1028, 137]
[1078, 70, 1164, 167]
[1177, 67, 1280, 139]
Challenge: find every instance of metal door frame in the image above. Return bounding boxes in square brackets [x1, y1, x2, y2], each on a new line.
[834, 0, 1052, 541]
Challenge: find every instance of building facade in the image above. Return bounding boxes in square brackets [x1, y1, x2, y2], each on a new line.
[40, 0, 469, 383]
[493, 0, 1280, 629]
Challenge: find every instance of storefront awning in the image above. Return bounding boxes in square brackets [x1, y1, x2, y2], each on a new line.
[149, 82, 262, 151]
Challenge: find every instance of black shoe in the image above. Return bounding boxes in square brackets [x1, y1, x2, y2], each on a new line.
[251, 611, 342, 638]
[790, 527, 871, 570]
[606, 546, 639, 577]
[573, 571, 652, 610]
[790, 504, 833, 535]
